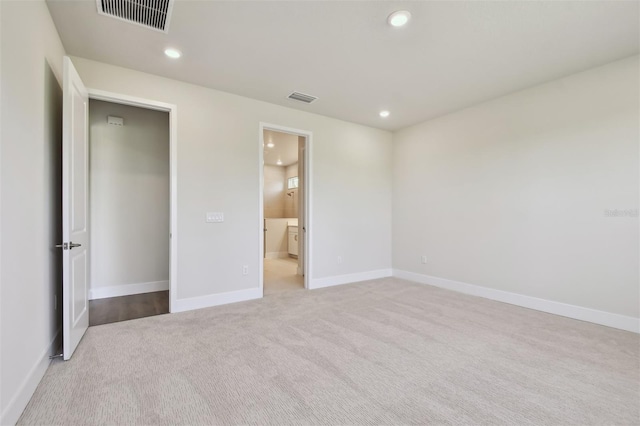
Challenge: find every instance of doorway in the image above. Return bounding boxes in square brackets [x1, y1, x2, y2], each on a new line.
[259, 124, 312, 296]
[87, 99, 170, 325]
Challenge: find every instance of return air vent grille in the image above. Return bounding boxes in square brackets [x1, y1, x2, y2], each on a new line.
[96, 0, 174, 33]
[287, 92, 318, 104]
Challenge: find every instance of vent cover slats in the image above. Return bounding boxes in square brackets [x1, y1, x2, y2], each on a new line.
[288, 92, 318, 104]
[97, 0, 174, 33]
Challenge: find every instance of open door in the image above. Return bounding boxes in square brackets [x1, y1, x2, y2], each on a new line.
[297, 136, 305, 280]
[61, 57, 89, 360]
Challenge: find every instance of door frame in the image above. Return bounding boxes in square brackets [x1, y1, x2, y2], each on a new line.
[259, 122, 313, 292]
[88, 89, 178, 313]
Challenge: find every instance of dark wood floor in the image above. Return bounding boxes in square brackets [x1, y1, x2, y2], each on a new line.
[89, 291, 169, 326]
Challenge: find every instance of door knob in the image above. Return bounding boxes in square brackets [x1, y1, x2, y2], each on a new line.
[69, 242, 82, 249]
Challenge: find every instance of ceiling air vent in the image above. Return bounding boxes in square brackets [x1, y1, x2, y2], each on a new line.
[287, 92, 318, 104]
[96, 0, 174, 33]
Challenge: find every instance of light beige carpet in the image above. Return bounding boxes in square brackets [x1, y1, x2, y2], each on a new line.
[19, 278, 639, 425]
[263, 257, 304, 296]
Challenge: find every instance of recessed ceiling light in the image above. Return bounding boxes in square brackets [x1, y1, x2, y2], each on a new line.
[164, 48, 182, 59]
[379, 110, 390, 118]
[387, 10, 411, 27]
[276, 159, 283, 165]
[267, 142, 275, 148]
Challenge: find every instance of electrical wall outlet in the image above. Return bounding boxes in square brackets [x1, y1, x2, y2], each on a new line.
[242, 265, 249, 275]
[421, 255, 427, 264]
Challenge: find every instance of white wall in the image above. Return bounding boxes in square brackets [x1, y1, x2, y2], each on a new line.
[0, 1, 66, 424]
[70, 56, 393, 304]
[263, 165, 285, 218]
[89, 100, 170, 299]
[393, 56, 639, 322]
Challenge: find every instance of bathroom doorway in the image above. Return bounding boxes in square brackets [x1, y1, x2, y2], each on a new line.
[259, 124, 312, 295]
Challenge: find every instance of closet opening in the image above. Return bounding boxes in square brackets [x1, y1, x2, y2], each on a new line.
[87, 99, 170, 326]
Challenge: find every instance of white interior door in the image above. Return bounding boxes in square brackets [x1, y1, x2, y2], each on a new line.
[62, 56, 89, 360]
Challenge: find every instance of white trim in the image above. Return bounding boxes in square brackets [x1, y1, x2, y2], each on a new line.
[168, 102, 178, 315]
[88, 280, 169, 300]
[309, 269, 392, 290]
[0, 329, 60, 426]
[259, 127, 265, 294]
[88, 89, 175, 112]
[259, 123, 313, 293]
[264, 252, 291, 259]
[87, 89, 178, 314]
[0, 2, 3, 420]
[393, 269, 640, 334]
[171, 287, 262, 313]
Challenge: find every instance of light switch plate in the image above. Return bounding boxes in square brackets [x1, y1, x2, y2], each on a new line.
[206, 212, 224, 223]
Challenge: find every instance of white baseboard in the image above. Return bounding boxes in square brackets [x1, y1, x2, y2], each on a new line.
[265, 252, 290, 259]
[1, 328, 60, 426]
[171, 287, 262, 313]
[393, 269, 640, 334]
[309, 269, 392, 290]
[89, 280, 169, 300]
